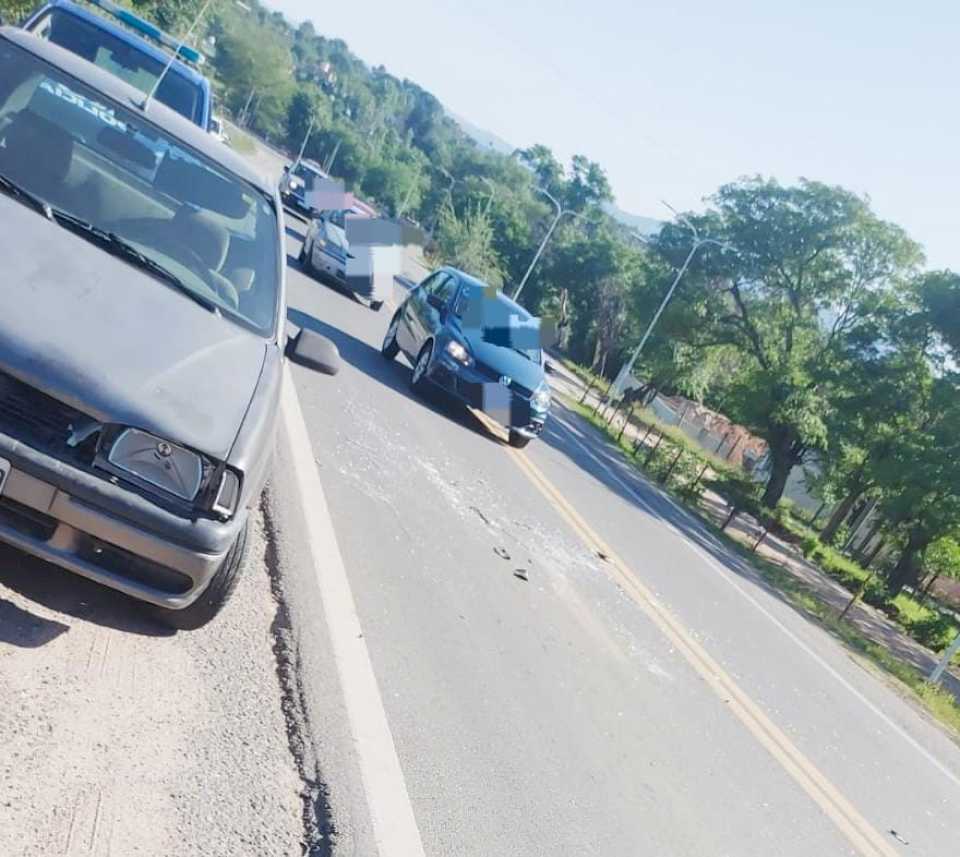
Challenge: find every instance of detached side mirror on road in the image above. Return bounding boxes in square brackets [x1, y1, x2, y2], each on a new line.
[285, 328, 341, 375]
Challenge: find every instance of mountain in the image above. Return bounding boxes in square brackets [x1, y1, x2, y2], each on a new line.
[447, 112, 663, 235]
[601, 203, 663, 236]
[445, 109, 515, 156]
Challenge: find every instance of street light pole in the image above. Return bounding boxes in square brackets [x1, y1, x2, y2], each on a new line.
[295, 115, 315, 164]
[514, 187, 580, 301]
[607, 203, 731, 401]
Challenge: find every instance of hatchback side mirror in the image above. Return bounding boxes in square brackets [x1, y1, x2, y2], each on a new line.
[426, 293, 445, 311]
[285, 328, 341, 375]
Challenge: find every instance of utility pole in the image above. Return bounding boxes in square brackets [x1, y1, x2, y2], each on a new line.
[513, 187, 583, 301]
[928, 631, 960, 686]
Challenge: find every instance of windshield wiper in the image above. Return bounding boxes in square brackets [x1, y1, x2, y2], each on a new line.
[50, 209, 221, 315]
[0, 172, 53, 219]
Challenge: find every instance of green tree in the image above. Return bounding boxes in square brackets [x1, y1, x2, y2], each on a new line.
[434, 201, 504, 288]
[658, 177, 922, 507]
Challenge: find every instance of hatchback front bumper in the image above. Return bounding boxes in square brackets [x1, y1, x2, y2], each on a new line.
[428, 355, 548, 436]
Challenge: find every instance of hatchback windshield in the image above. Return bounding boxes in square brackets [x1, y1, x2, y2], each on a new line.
[0, 41, 280, 334]
[457, 283, 542, 363]
[28, 8, 202, 124]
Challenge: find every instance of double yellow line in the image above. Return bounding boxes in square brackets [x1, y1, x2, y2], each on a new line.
[508, 447, 901, 857]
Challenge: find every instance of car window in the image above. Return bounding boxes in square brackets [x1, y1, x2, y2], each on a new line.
[457, 283, 542, 362]
[29, 9, 201, 124]
[423, 272, 456, 303]
[0, 40, 280, 335]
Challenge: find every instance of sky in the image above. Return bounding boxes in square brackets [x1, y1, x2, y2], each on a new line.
[272, 0, 958, 270]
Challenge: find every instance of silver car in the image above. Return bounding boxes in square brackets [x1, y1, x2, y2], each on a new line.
[0, 29, 339, 628]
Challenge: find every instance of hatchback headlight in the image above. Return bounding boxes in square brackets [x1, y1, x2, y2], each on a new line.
[106, 428, 203, 501]
[445, 340, 473, 365]
[532, 385, 552, 411]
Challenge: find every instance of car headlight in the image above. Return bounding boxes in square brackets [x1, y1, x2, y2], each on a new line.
[532, 385, 552, 411]
[445, 340, 472, 365]
[106, 428, 203, 501]
[288, 177, 304, 191]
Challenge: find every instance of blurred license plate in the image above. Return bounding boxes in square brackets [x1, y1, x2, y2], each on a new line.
[0, 456, 9, 494]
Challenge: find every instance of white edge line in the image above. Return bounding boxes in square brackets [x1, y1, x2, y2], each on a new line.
[549, 411, 960, 791]
[280, 365, 427, 857]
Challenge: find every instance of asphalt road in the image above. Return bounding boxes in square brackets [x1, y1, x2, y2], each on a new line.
[279, 219, 960, 857]
[3, 133, 959, 856]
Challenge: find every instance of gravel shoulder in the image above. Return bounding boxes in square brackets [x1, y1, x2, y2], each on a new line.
[0, 513, 305, 856]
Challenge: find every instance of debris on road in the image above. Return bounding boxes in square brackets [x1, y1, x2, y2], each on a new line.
[494, 547, 511, 561]
[513, 569, 529, 582]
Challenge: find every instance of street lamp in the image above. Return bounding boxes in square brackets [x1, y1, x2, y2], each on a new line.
[479, 176, 496, 216]
[607, 201, 733, 401]
[513, 187, 583, 301]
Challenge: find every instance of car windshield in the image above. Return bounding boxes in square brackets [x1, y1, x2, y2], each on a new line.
[0, 40, 279, 334]
[292, 162, 323, 189]
[457, 283, 542, 363]
[28, 8, 202, 124]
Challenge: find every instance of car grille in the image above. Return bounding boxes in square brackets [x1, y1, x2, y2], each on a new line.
[0, 370, 91, 455]
[474, 362, 533, 399]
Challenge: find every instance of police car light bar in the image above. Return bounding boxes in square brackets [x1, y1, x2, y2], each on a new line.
[85, 0, 206, 65]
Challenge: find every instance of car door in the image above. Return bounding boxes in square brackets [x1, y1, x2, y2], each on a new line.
[400, 271, 448, 354]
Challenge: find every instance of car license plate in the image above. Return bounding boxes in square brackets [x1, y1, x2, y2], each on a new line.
[0, 456, 10, 495]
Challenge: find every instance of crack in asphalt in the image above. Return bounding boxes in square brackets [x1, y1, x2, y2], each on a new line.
[261, 494, 337, 857]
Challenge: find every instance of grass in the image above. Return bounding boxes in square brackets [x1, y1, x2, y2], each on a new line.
[557, 363, 960, 737]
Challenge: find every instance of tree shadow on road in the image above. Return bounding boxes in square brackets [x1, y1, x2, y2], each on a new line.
[0, 545, 175, 641]
[537, 398, 813, 612]
[287, 307, 505, 447]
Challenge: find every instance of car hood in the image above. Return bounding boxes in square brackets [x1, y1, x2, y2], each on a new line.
[460, 330, 544, 392]
[0, 199, 266, 460]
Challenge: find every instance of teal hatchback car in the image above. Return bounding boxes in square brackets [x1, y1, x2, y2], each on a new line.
[381, 268, 552, 448]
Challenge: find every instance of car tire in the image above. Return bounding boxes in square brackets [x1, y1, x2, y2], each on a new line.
[150, 520, 249, 631]
[298, 241, 312, 273]
[508, 430, 532, 449]
[410, 341, 433, 394]
[370, 300, 384, 312]
[381, 313, 401, 360]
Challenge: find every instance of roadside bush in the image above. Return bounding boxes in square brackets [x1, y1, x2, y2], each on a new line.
[905, 614, 957, 651]
[862, 577, 892, 608]
[800, 534, 824, 561]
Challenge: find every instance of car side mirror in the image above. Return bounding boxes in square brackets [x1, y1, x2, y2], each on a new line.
[426, 294, 445, 311]
[285, 329, 341, 375]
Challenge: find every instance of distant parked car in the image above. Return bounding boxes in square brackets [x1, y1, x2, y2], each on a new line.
[23, 0, 213, 129]
[299, 209, 351, 288]
[0, 27, 340, 627]
[279, 158, 327, 218]
[381, 267, 551, 447]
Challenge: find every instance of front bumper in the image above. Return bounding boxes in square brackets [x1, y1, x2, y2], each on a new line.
[281, 192, 314, 218]
[429, 355, 548, 436]
[0, 435, 241, 610]
[313, 250, 346, 283]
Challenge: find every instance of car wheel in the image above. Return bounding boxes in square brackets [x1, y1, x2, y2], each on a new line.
[410, 341, 433, 394]
[150, 520, 249, 631]
[370, 300, 384, 312]
[299, 241, 312, 273]
[508, 430, 532, 449]
[381, 313, 401, 360]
